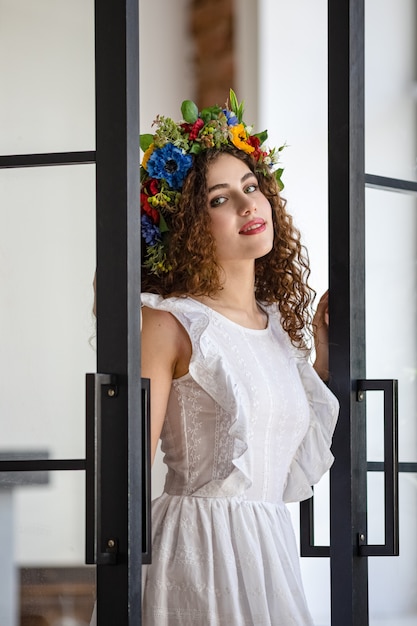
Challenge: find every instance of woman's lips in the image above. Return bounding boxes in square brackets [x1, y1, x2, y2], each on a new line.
[239, 219, 266, 235]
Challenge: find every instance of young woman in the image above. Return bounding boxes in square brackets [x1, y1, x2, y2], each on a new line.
[138, 92, 339, 625]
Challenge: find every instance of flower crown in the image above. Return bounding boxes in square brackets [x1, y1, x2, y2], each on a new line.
[140, 89, 285, 275]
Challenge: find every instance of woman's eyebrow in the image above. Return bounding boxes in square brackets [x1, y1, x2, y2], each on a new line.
[208, 172, 255, 194]
[208, 182, 229, 193]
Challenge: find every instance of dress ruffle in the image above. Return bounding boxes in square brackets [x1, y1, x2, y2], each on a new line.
[142, 293, 252, 497]
[283, 359, 339, 502]
[141, 293, 339, 503]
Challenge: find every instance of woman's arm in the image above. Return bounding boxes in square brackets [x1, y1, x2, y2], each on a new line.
[141, 306, 191, 464]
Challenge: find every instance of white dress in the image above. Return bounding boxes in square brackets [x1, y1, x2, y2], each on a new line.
[140, 294, 339, 626]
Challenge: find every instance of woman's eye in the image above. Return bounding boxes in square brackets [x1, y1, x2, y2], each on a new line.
[245, 184, 257, 194]
[210, 196, 227, 207]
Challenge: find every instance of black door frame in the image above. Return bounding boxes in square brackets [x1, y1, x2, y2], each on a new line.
[327, 0, 369, 623]
[327, 0, 416, 623]
[0, 2, 142, 625]
[93, 0, 142, 623]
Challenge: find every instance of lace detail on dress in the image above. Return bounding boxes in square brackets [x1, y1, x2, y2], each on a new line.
[172, 379, 204, 495]
[213, 405, 234, 480]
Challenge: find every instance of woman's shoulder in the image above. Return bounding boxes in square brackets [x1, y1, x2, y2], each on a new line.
[141, 299, 191, 373]
[141, 304, 184, 340]
[142, 291, 186, 322]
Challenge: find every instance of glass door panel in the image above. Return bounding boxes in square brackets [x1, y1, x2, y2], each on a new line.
[0, 165, 96, 460]
[0, 470, 95, 626]
[365, 188, 417, 624]
[365, 0, 417, 182]
[0, 0, 95, 155]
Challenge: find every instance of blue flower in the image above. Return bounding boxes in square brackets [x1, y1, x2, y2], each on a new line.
[141, 214, 161, 246]
[223, 109, 239, 126]
[147, 143, 193, 190]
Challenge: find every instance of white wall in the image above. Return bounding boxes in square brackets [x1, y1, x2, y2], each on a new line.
[139, 0, 195, 130]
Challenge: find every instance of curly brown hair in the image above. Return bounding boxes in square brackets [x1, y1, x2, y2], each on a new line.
[142, 145, 315, 349]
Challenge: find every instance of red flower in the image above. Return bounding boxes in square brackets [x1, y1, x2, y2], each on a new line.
[181, 118, 204, 141]
[148, 179, 159, 195]
[143, 178, 160, 196]
[141, 192, 160, 224]
[246, 136, 266, 161]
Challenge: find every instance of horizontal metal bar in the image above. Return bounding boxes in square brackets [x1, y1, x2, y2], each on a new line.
[0, 151, 96, 169]
[368, 461, 417, 473]
[365, 173, 417, 195]
[0, 459, 86, 472]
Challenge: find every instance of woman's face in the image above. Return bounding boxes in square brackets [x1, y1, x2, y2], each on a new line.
[206, 153, 274, 266]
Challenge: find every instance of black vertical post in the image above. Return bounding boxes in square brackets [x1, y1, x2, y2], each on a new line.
[95, 1, 141, 625]
[328, 0, 369, 624]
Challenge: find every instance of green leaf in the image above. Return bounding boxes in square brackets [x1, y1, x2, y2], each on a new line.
[140, 134, 153, 152]
[237, 103, 245, 123]
[253, 130, 268, 145]
[200, 109, 212, 124]
[190, 143, 202, 154]
[210, 106, 222, 119]
[159, 214, 169, 234]
[201, 105, 222, 120]
[229, 89, 239, 114]
[181, 100, 199, 124]
[229, 89, 245, 123]
[274, 168, 285, 191]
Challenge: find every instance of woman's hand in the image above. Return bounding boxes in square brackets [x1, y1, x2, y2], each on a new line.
[313, 290, 330, 382]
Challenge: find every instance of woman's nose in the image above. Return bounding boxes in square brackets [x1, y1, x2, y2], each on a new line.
[238, 195, 257, 215]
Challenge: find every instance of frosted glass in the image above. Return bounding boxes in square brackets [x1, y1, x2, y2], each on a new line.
[0, 165, 96, 459]
[0, 0, 95, 155]
[366, 186, 417, 622]
[365, 0, 417, 182]
[365, 189, 417, 462]
[0, 471, 95, 626]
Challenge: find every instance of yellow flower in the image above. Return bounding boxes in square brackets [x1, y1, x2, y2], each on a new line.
[230, 124, 255, 154]
[141, 144, 154, 171]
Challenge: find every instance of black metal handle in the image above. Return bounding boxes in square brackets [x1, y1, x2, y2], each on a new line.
[142, 378, 152, 564]
[85, 373, 119, 565]
[357, 378, 399, 556]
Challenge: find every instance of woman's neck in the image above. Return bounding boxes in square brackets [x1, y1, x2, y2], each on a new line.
[194, 265, 268, 330]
